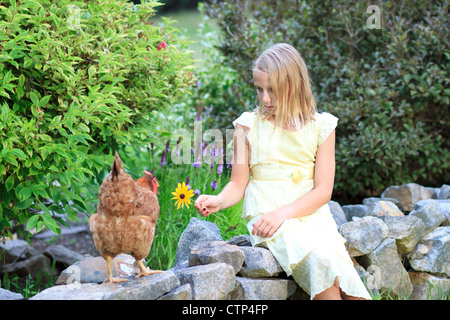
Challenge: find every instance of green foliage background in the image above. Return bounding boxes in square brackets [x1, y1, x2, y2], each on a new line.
[198, 0, 449, 203]
[0, 0, 195, 240]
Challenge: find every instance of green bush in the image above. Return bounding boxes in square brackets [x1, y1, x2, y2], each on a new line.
[0, 0, 196, 240]
[200, 0, 449, 203]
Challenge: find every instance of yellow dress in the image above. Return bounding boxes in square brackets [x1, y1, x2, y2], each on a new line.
[233, 110, 372, 300]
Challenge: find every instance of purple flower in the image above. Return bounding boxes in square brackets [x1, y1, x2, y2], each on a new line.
[194, 189, 200, 196]
[165, 140, 170, 152]
[217, 164, 223, 174]
[211, 180, 218, 191]
[160, 150, 166, 167]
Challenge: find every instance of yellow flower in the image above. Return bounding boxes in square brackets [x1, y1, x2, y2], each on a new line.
[171, 182, 195, 209]
[290, 169, 305, 184]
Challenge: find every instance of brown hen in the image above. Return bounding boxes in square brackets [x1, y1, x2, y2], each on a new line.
[89, 152, 162, 283]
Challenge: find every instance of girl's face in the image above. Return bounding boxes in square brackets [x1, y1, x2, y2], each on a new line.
[253, 69, 277, 115]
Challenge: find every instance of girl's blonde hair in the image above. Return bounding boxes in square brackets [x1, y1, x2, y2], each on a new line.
[253, 43, 317, 130]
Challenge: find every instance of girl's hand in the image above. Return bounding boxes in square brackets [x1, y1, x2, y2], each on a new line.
[194, 194, 223, 217]
[252, 209, 288, 238]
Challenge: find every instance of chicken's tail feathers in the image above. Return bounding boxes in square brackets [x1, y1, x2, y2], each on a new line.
[111, 151, 124, 179]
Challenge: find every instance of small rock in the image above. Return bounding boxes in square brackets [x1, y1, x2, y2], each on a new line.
[367, 200, 404, 220]
[339, 216, 388, 257]
[31, 283, 110, 300]
[381, 183, 435, 212]
[0, 254, 52, 279]
[226, 234, 252, 247]
[232, 276, 297, 300]
[363, 197, 402, 210]
[352, 259, 379, 298]
[328, 201, 347, 227]
[56, 254, 140, 284]
[408, 227, 450, 277]
[175, 263, 236, 300]
[384, 215, 426, 254]
[409, 271, 450, 300]
[438, 184, 450, 200]
[0, 288, 24, 300]
[174, 217, 223, 268]
[238, 246, 283, 278]
[414, 199, 450, 227]
[44, 244, 86, 267]
[188, 241, 245, 274]
[157, 284, 192, 300]
[409, 201, 446, 235]
[0, 239, 37, 264]
[341, 204, 368, 221]
[105, 270, 179, 300]
[360, 238, 413, 299]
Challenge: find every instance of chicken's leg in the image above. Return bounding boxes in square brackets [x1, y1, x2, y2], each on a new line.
[105, 255, 127, 283]
[135, 260, 163, 279]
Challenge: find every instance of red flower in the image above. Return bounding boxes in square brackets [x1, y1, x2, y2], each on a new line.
[158, 41, 167, 51]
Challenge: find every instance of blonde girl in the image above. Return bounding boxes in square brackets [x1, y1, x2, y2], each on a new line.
[195, 43, 371, 300]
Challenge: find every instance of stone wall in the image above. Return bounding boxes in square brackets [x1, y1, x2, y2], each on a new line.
[1, 183, 449, 300]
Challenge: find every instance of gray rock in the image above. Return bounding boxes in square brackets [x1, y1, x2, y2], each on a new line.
[0, 254, 52, 279]
[409, 271, 450, 300]
[157, 284, 192, 300]
[414, 199, 450, 226]
[105, 270, 180, 300]
[339, 216, 388, 257]
[0, 288, 24, 300]
[175, 263, 236, 300]
[44, 244, 86, 267]
[408, 227, 449, 277]
[328, 201, 347, 227]
[367, 200, 404, 220]
[353, 260, 379, 298]
[31, 283, 112, 300]
[409, 201, 446, 235]
[0, 239, 37, 264]
[438, 184, 450, 200]
[188, 241, 245, 274]
[32, 271, 179, 300]
[360, 238, 413, 299]
[226, 234, 252, 247]
[384, 215, 427, 254]
[174, 217, 223, 267]
[232, 277, 297, 300]
[56, 254, 140, 284]
[363, 197, 402, 210]
[381, 183, 435, 212]
[341, 204, 368, 221]
[238, 246, 283, 278]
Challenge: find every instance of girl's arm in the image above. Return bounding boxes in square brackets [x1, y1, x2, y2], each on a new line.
[195, 124, 250, 215]
[252, 130, 336, 237]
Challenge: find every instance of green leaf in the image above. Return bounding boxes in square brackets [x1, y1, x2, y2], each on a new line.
[30, 91, 40, 107]
[9, 148, 27, 160]
[40, 95, 51, 106]
[15, 197, 34, 210]
[88, 65, 96, 78]
[26, 214, 40, 230]
[5, 174, 15, 191]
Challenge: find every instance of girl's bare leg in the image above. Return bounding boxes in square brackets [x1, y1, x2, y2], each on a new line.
[312, 277, 342, 300]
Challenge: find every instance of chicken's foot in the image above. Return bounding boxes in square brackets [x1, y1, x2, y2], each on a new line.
[135, 259, 163, 279]
[105, 256, 128, 283]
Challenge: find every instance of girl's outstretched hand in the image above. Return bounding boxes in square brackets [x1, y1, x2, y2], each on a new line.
[194, 194, 223, 217]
